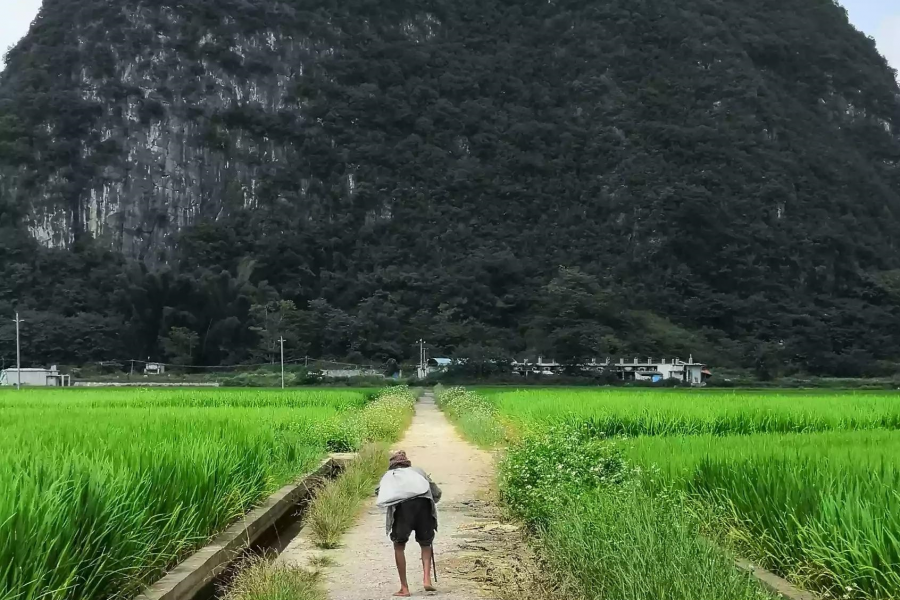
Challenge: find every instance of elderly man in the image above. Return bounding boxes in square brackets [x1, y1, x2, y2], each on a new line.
[376, 450, 442, 597]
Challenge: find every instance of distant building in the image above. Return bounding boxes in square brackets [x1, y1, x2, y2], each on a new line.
[0, 366, 71, 387]
[320, 368, 380, 379]
[427, 358, 452, 371]
[511, 357, 563, 376]
[145, 362, 166, 375]
[413, 357, 456, 378]
[602, 356, 708, 385]
[510, 356, 710, 385]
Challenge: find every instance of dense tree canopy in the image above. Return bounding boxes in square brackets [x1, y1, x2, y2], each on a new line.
[1, 0, 900, 376]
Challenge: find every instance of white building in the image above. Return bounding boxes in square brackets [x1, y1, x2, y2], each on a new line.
[510, 356, 709, 385]
[320, 368, 380, 379]
[427, 357, 452, 372]
[511, 356, 563, 376]
[144, 362, 166, 375]
[605, 356, 708, 385]
[0, 366, 71, 387]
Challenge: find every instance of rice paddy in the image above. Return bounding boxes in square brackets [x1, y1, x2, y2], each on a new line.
[482, 388, 900, 436]
[441, 387, 900, 600]
[0, 387, 415, 600]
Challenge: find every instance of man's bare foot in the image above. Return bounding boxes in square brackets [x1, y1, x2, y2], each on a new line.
[424, 583, 437, 592]
[393, 588, 411, 597]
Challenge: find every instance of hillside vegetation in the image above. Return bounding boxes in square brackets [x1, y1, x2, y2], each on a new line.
[1, 0, 900, 375]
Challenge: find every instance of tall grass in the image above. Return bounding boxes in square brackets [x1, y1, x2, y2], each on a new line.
[306, 386, 416, 547]
[435, 386, 506, 446]
[306, 445, 387, 548]
[223, 556, 325, 600]
[540, 489, 769, 600]
[0, 387, 413, 600]
[499, 426, 771, 599]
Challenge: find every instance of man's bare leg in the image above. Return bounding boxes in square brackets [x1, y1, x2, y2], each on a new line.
[421, 545, 436, 591]
[393, 543, 411, 597]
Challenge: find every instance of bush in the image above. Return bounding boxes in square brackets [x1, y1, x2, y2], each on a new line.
[355, 386, 417, 442]
[290, 386, 415, 452]
[499, 424, 628, 524]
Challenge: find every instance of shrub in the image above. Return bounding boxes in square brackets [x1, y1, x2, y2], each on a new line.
[499, 424, 628, 524]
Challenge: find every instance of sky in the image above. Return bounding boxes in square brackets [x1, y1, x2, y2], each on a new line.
[0, 0, 898, 71]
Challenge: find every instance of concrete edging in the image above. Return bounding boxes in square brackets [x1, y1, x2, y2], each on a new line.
[735, 558, 819, 600]
[136, 453, 354, 600]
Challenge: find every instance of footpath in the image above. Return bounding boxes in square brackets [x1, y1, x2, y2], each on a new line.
[279, 392, 499, 600]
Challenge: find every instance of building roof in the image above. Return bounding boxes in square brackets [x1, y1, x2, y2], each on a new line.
[429, 357, 452, 366]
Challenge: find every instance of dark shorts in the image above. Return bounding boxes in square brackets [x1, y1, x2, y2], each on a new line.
[391, 497, 436, 547]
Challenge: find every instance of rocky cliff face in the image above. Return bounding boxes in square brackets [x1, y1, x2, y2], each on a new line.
[1, 2, 346, 260]
[4, 0, 899, 265]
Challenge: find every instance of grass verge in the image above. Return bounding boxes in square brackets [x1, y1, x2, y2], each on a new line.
[499, 424, 773, 600]
[223, 556, 325, 600]
[435, 386, 506, 447]
[538, 489, 769, 599]
[306, 444, 387, 548]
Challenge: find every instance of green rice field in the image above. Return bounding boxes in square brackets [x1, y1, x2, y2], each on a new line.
[482, 388, 900, 435]
[0, 387, 414, 600]
[441, 387, 900, 600]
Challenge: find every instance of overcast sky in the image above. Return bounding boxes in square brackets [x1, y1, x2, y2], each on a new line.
[0, 0, 898, 72]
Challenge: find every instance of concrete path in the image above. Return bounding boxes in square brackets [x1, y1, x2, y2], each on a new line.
[279, 391, 498, 600]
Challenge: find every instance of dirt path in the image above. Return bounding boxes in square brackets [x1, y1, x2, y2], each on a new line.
[279, 391, 501, 600]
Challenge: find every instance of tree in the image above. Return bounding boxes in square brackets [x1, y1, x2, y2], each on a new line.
[249, 300, 303, 363]
[383, 358, 400, 378]
[2, 0, 900, 376]
[162, 327, 199, 366]
[527, 268, 620, 363]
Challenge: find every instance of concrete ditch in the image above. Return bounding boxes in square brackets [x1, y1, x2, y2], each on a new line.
[735, 558, 819, 600]
[136, 452, 355, 600]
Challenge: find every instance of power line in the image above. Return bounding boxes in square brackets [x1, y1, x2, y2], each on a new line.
[95, 356, 379, 371]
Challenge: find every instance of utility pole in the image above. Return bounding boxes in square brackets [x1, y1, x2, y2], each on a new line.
[279, 336, 286, 389]
[416, 339, 426, 379]
[13, 313, 22, 390]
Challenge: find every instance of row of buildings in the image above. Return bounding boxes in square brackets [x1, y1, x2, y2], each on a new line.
[422, 356, 710, 385]
[2, 356, 709, 387]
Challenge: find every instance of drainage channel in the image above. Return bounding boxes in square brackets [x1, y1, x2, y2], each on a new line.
[137, 454, 354, 600]
[192, 491, 316, 600]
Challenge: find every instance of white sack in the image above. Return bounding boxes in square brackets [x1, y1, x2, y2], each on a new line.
[376, 467, 430, 507]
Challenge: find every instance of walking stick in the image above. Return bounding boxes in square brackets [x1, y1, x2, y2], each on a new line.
[432, 545, 438, 583]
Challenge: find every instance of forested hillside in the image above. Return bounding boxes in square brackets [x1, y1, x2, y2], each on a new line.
[1, 0, 900, 376]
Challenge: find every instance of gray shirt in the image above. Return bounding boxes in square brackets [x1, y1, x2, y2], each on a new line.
[379, 466, 442, 536]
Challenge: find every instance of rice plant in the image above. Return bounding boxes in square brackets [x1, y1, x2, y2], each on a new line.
[484, 387, 900, 599]
[628, 432, 900, 599]
[486, 388, 900, 437]
[0, 386, 415, 600]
